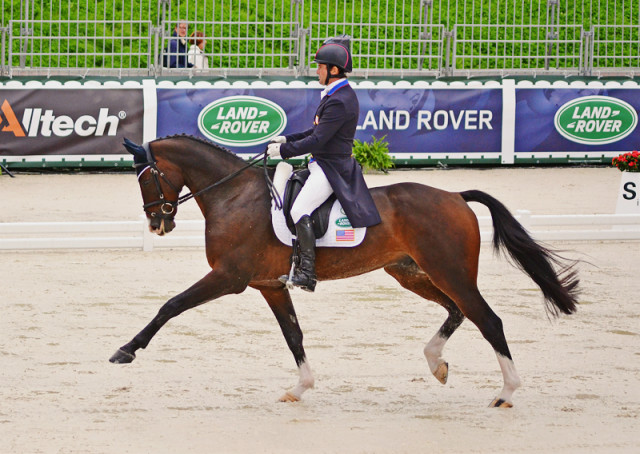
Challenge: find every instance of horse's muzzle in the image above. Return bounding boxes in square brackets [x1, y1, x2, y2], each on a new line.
[148, 217, 176, 236]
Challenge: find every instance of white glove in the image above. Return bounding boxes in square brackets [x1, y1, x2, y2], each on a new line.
[267, 143, 281, 159]
[271, 135, 286, 144]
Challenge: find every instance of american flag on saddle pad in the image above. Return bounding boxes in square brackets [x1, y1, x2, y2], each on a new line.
[336, 229, 355, 242]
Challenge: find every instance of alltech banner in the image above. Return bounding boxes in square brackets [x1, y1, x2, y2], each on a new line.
[0, 87, 144, 160]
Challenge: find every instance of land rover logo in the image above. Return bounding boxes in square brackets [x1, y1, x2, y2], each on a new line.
[197, 96, 287, 146]
[335, 216, 352, 227]
[554, 96, 638, 145]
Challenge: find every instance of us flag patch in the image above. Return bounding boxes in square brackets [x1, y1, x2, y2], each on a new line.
[336, 229, 355, 241]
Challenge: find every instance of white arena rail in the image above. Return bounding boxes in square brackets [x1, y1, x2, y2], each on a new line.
[0, 217, 205, 252]
[1, 212, 639, 251]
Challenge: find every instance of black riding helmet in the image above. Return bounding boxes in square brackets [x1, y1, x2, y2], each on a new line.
[313, 35, 353, 73]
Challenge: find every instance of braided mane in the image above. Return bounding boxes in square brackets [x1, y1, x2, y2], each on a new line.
[152, 134, 245, 163]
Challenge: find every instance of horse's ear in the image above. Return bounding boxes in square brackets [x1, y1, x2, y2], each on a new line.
[123, 138, 147, 161]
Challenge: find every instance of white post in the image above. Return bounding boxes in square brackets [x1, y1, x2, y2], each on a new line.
[141, 214, 153, 252]
[500, 78, 516, 164]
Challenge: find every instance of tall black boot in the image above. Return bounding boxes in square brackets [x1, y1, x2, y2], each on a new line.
[279, 215, 317, 292]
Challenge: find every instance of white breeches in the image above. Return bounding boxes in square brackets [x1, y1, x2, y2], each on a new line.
[290, 161, 334, 224]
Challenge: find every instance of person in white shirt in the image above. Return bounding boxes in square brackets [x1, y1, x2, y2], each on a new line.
[188, 31, 209, 69]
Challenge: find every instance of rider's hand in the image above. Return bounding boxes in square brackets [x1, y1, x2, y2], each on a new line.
[270, 136, 286, 144]
[267, 143, 281, 159]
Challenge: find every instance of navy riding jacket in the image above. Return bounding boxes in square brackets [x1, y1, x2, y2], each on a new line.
[280, 81, 382, 228]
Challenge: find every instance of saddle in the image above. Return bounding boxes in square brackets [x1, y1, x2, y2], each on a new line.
[282, 169, 336, 239]
[270, 162, 366, 248]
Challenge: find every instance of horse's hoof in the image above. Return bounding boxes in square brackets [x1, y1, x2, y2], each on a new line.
[489, 398, 513, 408]
[109, 348, 136, 364]
[433, 361, 448, 384]
[278, 391, 300, 403]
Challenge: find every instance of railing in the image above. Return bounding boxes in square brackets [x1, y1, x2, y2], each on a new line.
[8, 19, 154, 77]
[1, 0, 639, 78]
[1, 213, 639, 252]
[450, 24, 586, 77]
[592, 24, 640, 76]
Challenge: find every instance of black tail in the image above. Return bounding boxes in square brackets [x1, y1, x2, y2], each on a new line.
[461, 190, 579, 316]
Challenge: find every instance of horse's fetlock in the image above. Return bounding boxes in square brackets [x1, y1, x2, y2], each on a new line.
[300, 375, 315, 389]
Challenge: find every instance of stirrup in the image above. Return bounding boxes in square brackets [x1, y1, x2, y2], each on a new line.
[279, 261, 297, 290]
[279, 263, 316, 292]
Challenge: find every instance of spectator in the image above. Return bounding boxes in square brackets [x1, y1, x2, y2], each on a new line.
[163, 22, 193, 68]
[188, 31, 209, 69]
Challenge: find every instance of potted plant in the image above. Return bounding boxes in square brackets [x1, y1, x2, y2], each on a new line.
[352, 135, 394, 173]
[612, 150, 640, 214]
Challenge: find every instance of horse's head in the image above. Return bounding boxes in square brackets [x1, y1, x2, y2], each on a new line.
[123, 138, 184, 236]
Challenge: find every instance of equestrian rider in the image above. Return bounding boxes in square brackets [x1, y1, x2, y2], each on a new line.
[266, 36, 382, 292]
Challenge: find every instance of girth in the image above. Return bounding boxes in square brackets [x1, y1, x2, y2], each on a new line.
[282, 169, 336, 239]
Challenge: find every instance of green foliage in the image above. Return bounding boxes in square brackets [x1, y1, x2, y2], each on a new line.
[353, 135, 394, 173]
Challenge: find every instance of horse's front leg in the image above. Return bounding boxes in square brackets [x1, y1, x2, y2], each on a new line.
[259, 287, 314, 402]
[109, 269, 247, 364]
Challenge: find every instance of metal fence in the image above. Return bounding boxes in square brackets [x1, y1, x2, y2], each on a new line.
[1, 0, 639, 78]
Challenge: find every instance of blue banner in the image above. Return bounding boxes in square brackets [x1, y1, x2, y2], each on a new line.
[156, 87, 503, 157]
[355, 88, 502, 156]
[157, 88, 319, 155]
[515, 88, 640, 154]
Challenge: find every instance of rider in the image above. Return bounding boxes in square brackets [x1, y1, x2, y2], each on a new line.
[266, 35, 381, 292]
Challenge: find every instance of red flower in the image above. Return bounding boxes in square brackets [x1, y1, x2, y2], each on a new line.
[612, 150, 640, 172]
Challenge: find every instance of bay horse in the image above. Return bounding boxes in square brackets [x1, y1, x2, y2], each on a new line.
[110, 135, 579, 408]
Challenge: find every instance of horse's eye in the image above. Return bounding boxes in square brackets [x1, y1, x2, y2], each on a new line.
[141, 179, 151, 186]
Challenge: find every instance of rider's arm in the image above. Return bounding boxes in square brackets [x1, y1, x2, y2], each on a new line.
[280, 100, 347, 159]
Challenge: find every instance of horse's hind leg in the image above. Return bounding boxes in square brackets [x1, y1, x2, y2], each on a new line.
[259, 287, 314, 402]
[416, 259, 522, 407]
[385, 260, 465, 385]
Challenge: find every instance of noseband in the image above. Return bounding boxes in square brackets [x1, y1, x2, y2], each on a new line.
[136, 163, 181, 221]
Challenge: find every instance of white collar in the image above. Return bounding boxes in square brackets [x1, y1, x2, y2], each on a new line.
[321, 78, 349, 99]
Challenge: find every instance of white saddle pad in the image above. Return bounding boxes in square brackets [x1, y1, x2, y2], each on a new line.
[271, 200, 366, 247]
[270, 161, 366, 248]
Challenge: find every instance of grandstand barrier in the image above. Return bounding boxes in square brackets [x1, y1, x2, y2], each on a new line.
[1, 77, 639, 169]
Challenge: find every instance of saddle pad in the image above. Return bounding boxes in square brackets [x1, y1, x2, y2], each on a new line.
[271, 200, 366, 247]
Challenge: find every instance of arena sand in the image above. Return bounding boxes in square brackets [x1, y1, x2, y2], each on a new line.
[0, 166, 638, 453]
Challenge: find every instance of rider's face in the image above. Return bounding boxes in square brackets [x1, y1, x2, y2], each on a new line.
[316, 64, 329, 85]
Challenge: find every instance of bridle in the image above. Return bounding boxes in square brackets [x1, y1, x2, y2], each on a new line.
[136, 161, 182, 221]
[134, 143, 281, 222]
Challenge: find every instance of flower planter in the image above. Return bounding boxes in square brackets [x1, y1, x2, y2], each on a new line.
[615, 172, 640, 214]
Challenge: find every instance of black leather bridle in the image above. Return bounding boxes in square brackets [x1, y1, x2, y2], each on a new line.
[134, 143, 281, 222]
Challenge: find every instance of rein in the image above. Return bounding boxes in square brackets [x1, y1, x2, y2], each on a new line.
[137, 145, 282, 218]
[176, 150, 268, 205]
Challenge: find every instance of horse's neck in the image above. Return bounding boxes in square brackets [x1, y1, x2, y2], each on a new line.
[176, 150, 263, 213]
[183, 156, 244, 191]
